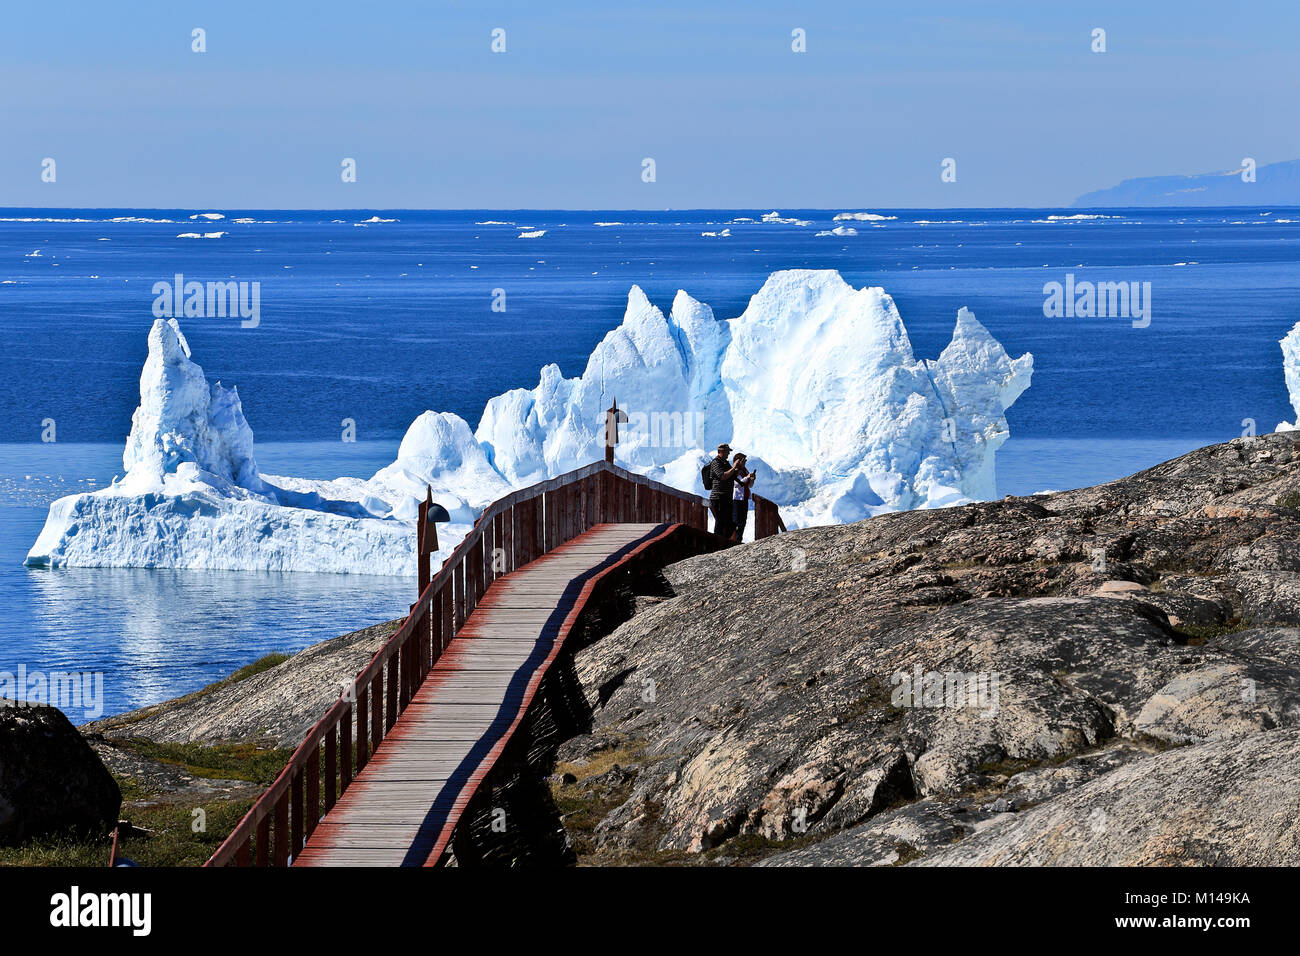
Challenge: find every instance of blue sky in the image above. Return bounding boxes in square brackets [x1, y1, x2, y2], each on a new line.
[3, 0, 1298, 208]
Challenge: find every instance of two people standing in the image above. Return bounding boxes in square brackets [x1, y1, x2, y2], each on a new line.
[705, 442, 757, 542]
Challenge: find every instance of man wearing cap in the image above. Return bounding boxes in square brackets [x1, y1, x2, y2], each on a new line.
[707, 443, 743, 539]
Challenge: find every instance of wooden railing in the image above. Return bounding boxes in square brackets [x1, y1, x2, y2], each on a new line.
[204, 459, 764, 867]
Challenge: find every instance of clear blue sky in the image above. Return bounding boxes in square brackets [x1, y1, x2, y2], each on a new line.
[3, 0, 1298, 208]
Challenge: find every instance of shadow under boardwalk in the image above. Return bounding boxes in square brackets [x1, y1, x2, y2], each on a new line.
[293, 522, 668, 867]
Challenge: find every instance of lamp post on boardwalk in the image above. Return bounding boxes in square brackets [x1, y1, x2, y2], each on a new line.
[416, 484, 450, 597]
[604, 398, 628, 464]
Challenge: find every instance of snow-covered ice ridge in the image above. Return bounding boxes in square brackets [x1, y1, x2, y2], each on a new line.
[27, 270, 1033, 576]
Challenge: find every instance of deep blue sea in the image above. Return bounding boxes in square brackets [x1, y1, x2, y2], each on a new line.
[3, 207, 1298, 719]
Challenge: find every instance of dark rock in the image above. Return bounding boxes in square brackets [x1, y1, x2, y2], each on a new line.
[0, 702, 121, 846]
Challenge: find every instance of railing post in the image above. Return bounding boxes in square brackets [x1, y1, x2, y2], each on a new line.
[355, 686, 368, 770]
[441, 580, 454, 648]
[273, 792, 289, 866]
[491, 511, 504, 583]
[543, 490, 555, 553]
[454, 561, 466, 629]
[291, 769, 304, 857]
[371, 673, 383, 755]
[325, 729, 338, 811]
[256, 815, 270, 867]
[386, 653, 399, 730]
[565, 482, 577, 542]
[503, 505, 515, 573]
[341, 708, 353, 789]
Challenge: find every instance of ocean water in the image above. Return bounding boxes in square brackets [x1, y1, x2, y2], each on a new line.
[2, 207, 1297, 719]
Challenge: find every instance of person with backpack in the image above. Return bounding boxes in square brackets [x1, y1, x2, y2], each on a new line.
[702, 443, 743, 539]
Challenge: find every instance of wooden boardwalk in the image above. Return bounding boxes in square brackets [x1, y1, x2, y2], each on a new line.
[293, 522, 667, 867]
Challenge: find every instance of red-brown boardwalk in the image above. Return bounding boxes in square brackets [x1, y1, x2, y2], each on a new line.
[293, 523, 665, 866]
[203, 458, 780, 869]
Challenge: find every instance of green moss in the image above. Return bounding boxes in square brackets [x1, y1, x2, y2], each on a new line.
[889, 841, 926, 866]
[1175, 617, 1251, 645]
[1275, 491, 1300, 510]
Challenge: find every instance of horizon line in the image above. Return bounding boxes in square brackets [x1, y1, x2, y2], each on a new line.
[4, 204, 1300, 213]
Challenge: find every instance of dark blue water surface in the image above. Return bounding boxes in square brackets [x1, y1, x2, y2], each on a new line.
[2, 207, 1298, 718]
[5, 208, 1298, 444]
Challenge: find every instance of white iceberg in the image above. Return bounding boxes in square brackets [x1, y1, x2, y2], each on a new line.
[27, 270, 1032, 575]
[26, 318, 424, 575]
[1277, 321, 1300, 432]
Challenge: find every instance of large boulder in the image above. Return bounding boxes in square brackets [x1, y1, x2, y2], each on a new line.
[0, 702, 121, 846]
[551, 433, 1300, 863]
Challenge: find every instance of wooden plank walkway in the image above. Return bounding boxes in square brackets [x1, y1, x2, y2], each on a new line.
[293, 522, 667, 867]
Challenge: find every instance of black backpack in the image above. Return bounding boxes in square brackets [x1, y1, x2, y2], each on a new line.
[701, 461, 714, 491]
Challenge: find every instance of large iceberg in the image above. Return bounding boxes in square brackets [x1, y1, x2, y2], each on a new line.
[27, 270, 1033, 575]
[26, 318, 427, 575]
[1278, 321, 1300, 432]
[475, 270, 1031, 524]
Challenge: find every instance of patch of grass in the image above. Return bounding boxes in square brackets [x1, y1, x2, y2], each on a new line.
[552, 738, 707, 866]
[553, 737, 653, 785]
[976, 756, 1042, 777]
[0, 738, 294, 866]
[1175, 617, 1251, 645]
[0, 773, 266, 867]
[16, 797, 255, 868]
[226, 652, 291, 684]
[91, 651, 296, 733]
[1275, 491, 1300, 510]
[1130, 733, 1193, 752]
[110, 738, 293, 786]
[0, 833, 112, 867]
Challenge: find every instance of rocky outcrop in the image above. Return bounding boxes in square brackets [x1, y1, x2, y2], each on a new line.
[905, 728, 1300, 866]
[86, 620, 400, 747]
[1, 702, 121, 845]
[555, 433, 1300, 864]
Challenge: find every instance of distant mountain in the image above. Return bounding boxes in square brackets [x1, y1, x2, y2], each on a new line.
[1074, 158, 1300, 207]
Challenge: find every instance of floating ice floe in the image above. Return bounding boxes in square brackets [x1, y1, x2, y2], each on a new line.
[27, 270, 1033, 575]
[751, 211, 812, 226]
[816, 226, 858, 237]
[833, 212, 898, 221]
